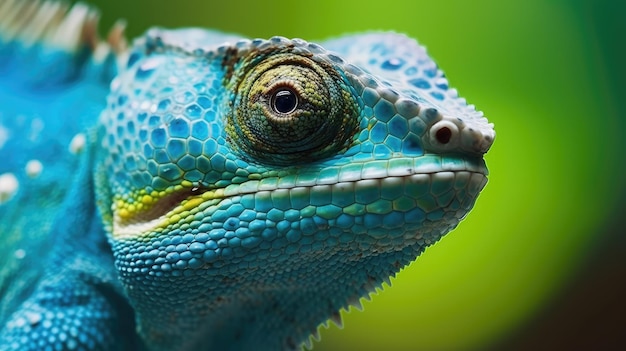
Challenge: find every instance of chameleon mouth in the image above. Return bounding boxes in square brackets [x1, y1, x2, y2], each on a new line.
[112, 187, 221, 239]
[112, 155, 487, 240]
[125, 188, 209, 223]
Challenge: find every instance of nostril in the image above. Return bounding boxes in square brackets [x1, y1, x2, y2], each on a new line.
[425, 120, 460, 151]
[435, 127, 452, 144]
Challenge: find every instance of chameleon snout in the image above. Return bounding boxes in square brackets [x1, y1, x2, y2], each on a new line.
[419, 108, 495, 155]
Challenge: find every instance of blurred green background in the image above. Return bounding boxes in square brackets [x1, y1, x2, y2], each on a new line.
[86, 0, 625, 349]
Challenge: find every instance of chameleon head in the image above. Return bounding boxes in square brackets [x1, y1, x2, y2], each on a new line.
[96, 29, 494, 348]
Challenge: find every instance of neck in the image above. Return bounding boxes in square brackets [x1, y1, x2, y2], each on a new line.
[118, 245, 424, 351]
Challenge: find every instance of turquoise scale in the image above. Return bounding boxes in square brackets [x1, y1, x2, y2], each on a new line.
[0, 1, 492, 348]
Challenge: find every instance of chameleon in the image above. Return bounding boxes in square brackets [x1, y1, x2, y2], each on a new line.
[0, 0, 495, 350]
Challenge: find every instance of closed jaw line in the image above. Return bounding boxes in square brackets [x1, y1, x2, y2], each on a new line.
[112, 155, 487, 239]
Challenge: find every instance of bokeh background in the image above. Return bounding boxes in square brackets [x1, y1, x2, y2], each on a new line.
[85, 0, 625, 349]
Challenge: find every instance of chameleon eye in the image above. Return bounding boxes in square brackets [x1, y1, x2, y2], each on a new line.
[271, 88, 298, 114]
[229, 53, 359, 165]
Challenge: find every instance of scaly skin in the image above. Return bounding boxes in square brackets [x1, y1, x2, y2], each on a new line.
[0, 1, 494, 350]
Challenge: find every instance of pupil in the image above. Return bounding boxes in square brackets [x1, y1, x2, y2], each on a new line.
[272, 89, 298, 114]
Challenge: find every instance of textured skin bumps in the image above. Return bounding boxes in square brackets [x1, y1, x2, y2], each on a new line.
[0, 2, 494, 351]
[96, 29, 493, 350]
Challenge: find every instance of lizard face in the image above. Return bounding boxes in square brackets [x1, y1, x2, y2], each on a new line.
[96, 28, 494, 349]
